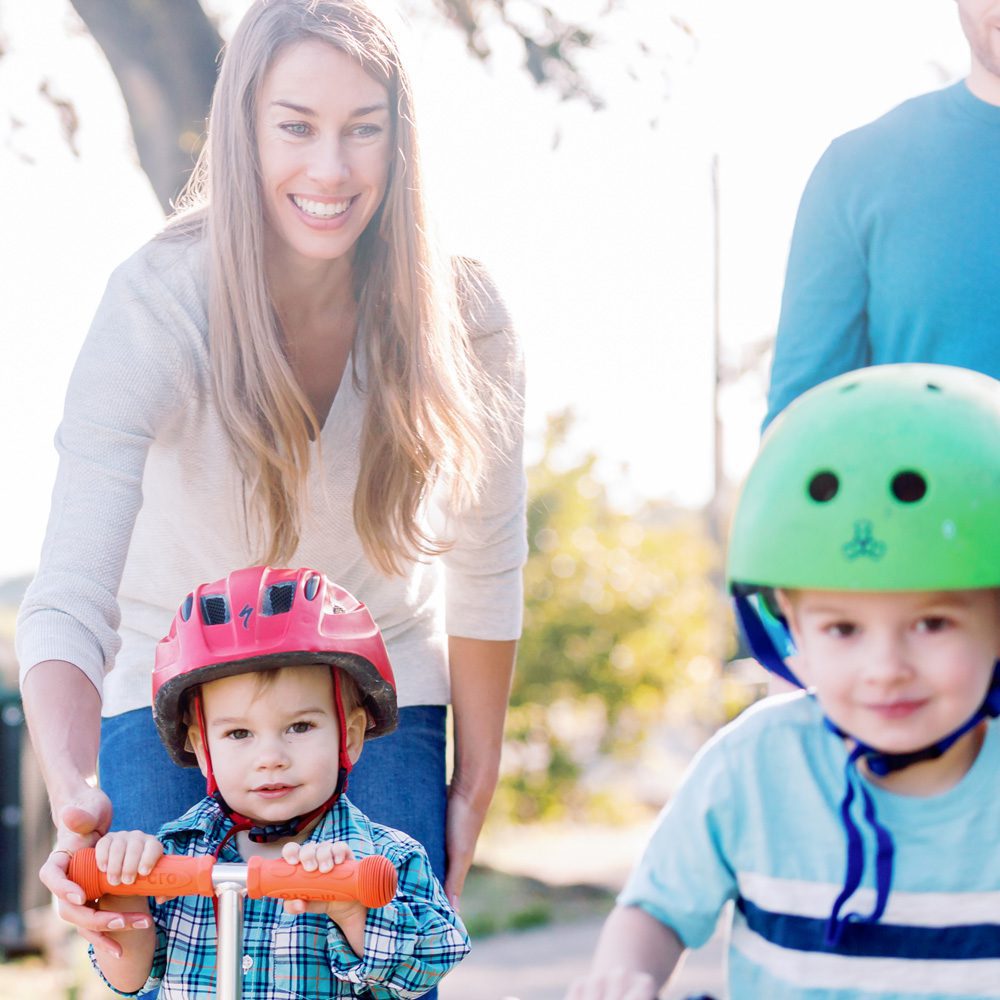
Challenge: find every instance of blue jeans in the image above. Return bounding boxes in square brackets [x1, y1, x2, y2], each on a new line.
[100, 704, 447, 998]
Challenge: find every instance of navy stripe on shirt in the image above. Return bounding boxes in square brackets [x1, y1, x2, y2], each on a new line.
[737, 897, 1000, 960]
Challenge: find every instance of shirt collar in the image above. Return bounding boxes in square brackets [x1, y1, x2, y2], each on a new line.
[158, 794, 363, 858]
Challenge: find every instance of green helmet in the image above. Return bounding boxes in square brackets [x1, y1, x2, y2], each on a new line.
[727, 363, 1000, 595]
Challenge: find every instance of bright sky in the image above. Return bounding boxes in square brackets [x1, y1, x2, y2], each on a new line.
[0, 0, 969, 579]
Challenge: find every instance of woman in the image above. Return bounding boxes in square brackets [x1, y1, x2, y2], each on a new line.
[18, 0, 525, 974]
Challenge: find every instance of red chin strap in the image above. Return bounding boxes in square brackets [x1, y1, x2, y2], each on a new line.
[193, 670, 355, 845]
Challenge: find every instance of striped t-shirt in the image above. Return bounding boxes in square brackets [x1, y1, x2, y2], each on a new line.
[619, 692, 1000, 998]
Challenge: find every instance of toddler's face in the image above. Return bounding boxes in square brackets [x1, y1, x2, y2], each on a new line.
[191, 664, 364, 824]
[777, 588, 1000, 757]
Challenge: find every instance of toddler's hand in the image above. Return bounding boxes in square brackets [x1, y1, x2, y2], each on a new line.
[280, 841, 368, 928]
[565, 968, 657, 1000]
[94, 831, 164, 889]
[282, 839, 354, 874]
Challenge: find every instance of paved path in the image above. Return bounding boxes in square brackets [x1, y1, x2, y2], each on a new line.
[440, 915, 728, 1000]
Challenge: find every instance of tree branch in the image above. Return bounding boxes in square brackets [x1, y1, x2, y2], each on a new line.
[68, 0, 222, 212]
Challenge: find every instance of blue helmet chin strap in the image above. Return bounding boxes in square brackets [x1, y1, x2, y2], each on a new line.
[733, 591, 1000, 946]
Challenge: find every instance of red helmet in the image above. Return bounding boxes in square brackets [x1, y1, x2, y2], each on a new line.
[153, 566, 397, 769]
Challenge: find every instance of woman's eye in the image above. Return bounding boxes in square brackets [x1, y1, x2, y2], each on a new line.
[281, 122, 311, 137]
[353, 123, 381, 138]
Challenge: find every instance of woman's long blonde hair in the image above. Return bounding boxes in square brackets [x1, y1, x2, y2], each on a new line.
[172, 0, 504, 574]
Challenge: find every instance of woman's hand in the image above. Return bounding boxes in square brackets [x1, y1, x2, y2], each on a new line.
[40, 786, 154, 958]
[443, 780, 486, 910]
[23, 661, 151, 956]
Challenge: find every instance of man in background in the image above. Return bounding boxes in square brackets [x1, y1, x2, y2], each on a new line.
[764, 0, 1000, 426]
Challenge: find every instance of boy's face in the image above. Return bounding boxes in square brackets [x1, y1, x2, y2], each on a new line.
[776, 588, 1000, 755]
[188, 664, 367, 824]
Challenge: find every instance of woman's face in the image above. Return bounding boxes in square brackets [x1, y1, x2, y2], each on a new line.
[255, 39, 392, 271]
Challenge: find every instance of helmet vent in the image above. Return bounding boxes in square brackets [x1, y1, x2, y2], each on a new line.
[200, 595, 230, 625]
[891, 470, 927, 503]
[263, 582, 295, 616]
[808, 471, 839, 503]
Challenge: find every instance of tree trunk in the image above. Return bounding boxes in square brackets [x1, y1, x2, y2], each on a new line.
[69, 0, 222, 213]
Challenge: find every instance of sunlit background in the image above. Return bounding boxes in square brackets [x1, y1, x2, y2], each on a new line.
[0, 2, 978, 995]
[0, 0, 968, 579]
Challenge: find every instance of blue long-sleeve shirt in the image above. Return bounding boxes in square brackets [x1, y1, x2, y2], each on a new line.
[765, 82, 1000, 427]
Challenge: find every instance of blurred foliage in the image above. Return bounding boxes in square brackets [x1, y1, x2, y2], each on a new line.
[458, 863, 613, 939]
[494, 411, 735, 822]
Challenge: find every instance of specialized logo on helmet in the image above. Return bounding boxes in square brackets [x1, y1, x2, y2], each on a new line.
[843, 520, 886, 561]
[239, 603, 253, 629]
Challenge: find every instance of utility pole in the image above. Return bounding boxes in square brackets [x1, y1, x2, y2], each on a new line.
[710, 153, 725, 546]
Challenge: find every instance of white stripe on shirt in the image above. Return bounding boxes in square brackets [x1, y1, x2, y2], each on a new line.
[731, 914, 1000, 996]
[738, 871, 1000, 927]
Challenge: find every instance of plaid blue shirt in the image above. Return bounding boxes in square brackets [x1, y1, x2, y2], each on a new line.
[91, 795, 469, 999]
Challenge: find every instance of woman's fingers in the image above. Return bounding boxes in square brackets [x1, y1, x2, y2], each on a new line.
[54, 895, 148, 957]
[40, 849, 86, 906]
[59, 786, 113, 842]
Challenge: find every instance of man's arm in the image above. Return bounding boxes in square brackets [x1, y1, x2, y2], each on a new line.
[764, 139, 871, 428]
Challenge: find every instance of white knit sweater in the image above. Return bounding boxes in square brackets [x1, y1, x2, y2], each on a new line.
[16, 233, 526, 716]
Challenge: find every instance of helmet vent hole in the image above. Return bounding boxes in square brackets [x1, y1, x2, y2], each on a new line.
[807, 471, 839, 503]
[304, 574, 321, 601]
[891, 470, 927, 503]
[180, 594, 194, 622]
[200, 595, 230, 625]
[263, 582, 296, 616]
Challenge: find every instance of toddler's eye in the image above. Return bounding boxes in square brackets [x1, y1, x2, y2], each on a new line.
[288, 721, 314, 735]
[917, 616, 950, 634]
[225, 728, 251, 741]
[825, 622, 857, 639]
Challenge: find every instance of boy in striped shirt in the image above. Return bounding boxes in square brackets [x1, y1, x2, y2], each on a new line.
[569, 365, 1000, 999]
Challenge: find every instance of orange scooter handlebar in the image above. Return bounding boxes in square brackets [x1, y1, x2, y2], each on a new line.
[68, 851, 216, 901]
[68, 849, 397, 909]
[247, 854, 397, 908]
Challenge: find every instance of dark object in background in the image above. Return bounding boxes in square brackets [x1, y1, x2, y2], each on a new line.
[0, 685, 25, 958]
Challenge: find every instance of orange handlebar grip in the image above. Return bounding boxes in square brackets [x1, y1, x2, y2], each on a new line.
[68, 849, 216, 902]
[246, 854, 397, 908]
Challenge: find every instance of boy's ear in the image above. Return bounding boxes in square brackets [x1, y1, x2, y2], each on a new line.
[186, 723, 210, 779]
[344, 706, 368, 766]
